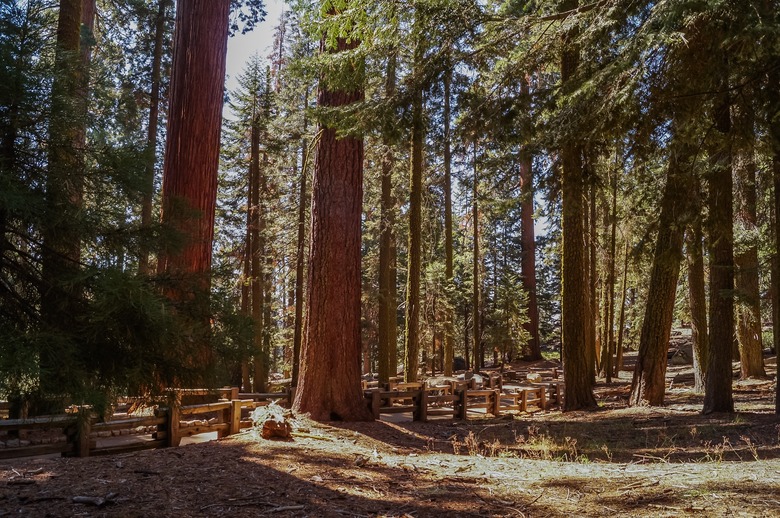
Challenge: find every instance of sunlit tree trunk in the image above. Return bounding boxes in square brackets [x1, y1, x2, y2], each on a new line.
[630, 133, 694, 406]
[292, 25, 372, 421]
[443, 58, 456, 374]
[157, 0, 230, 383]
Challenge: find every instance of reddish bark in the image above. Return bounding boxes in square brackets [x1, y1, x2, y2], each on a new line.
[292, 35, 372, 421]
[157, 0, 230, 379]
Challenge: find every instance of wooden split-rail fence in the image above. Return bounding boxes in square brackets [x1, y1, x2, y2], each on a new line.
[364, 369, 564, 421]
[0, 368, 563, 460]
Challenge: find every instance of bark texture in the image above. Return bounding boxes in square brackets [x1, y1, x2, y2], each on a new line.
[703, 79, 735, 414]
[378, 50, 397, 383]
[560, 3, 596, 409]
[157, 0, 230, 381]
[292, 33, 372, 421]
[518, 75, 540, 360]
[404, 13, 424, 383]
[733, 102, 766, 379]
[630, 137, 694, 406]
[443, 61, 456, 374]
[139, 0, 170, 275]
[40, 0, 85, 394]
[686, 218, 709, 393]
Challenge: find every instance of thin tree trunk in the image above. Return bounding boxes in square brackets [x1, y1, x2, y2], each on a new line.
[614, 240, 629, 376]
[404, 10, 424, 383]
[139, 0, 169, 275]
[687, 215, 709, 393]
[472, 143, 481, 372]
[292, 128, 309, 387]
[378, 49, 398, 384]
[630, 135, 694, 406]
[249, 113, 264, 392]
[604, 166, 618, 383]
[587, 168, 598, 381]
[519, 76, 540, 360]
[733, 99, 766, 379]
[292, 26, 372, 421]
[443, 58, 456, 375]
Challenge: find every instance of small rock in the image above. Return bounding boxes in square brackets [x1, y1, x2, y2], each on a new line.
[6, 439, 20, 447]
[98, 431, 111, 438]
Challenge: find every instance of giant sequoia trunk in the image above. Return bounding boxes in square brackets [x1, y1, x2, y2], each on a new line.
[40, 0, 85, 394]
[630, 136, 694, 406]
[560, 5, 596, 409]
[292, 32, 372, 421]
[157, 0, 230, 381]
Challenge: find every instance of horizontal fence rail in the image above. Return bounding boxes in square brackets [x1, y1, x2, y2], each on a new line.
[0, 370, 563, 459]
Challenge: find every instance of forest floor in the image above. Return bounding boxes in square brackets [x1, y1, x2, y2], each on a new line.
[1, 353, 779, 517]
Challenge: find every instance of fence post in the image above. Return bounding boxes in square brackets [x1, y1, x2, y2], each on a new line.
[76, 408, 91, 458]
[491, 389, 501, 417]
[414, 388, 428, 422]
[230, 387, 240, 400]
[229, 400, 242, 435]
[286, 386, 296, 408]
[166, 392, 181, 447]
[540, 385, 548, 410]
[456, 389, 468, 420]
[370, 390, 382, 419]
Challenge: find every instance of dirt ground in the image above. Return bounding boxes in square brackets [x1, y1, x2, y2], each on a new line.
[2, 355, 779, 517]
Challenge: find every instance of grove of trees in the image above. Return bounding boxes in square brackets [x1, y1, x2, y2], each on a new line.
[1, 0, 779, 419]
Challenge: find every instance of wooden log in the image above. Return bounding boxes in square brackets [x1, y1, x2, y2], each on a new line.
[92, 416, 165, 432]
[179, 401, 232, 416]
[177, 423, 229, 437]
[0, 442, 73, 460]
[378, 405, 415, 414]
[0, 415, 74, 431]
